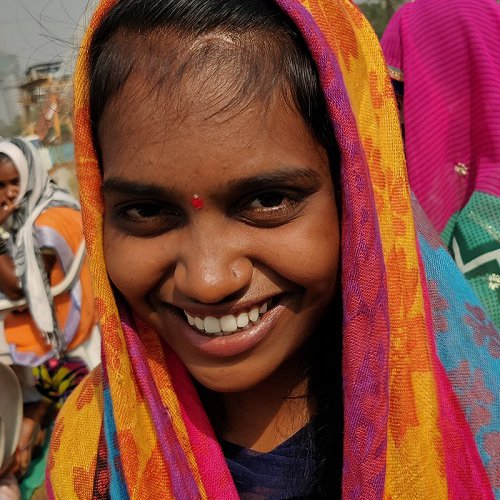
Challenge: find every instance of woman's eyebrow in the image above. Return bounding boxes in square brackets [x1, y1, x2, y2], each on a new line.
[102, 178, 178, 199]
[102, 167, 322, 198]
[227, 167, 322, 192]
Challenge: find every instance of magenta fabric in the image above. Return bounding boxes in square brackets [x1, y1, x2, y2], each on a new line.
[381, 0, 500, 232]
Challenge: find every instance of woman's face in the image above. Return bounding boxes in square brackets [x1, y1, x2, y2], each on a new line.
[0, 159, 20, 208]
[101, 76, 340, 393]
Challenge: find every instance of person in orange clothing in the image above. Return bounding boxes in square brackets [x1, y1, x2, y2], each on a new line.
[0, 137, 96, 367]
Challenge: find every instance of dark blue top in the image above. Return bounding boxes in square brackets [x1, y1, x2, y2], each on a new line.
[220, 424, 318, 499]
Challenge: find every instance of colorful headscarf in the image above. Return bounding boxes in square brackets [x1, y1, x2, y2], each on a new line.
[47, 0, 499, 498]
[0, 138, 80, 360]
[381, 0, 500, 328]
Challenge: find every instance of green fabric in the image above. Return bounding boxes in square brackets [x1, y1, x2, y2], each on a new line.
[441, 212, 460, 248]
[441, 191, 500, 328]
[19, 427, 51, 500]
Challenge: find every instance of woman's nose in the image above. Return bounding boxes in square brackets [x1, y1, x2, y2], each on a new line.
[173, 231, 253, 304]
[7, 186, 19, 201]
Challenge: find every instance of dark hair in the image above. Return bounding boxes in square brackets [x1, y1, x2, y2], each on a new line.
[0, 153, 12, 164]
[89, 0, 342, 496]
[89, 0, 339, 163]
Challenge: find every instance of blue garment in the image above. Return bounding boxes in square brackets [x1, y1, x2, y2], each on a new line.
[220, 424, 318, 499]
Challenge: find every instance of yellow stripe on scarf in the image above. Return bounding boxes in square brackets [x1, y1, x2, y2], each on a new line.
[299, 0, 447, 497]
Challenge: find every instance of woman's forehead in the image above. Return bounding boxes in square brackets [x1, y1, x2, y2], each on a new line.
[101, 67, 313, 156]
[0, 158, 18, 174]
[93, 26, 301, 144]
[99, 48, 287, 132]
[99, 81, 330, 192]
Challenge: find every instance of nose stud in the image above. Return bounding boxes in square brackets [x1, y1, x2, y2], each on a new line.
[191, 194, 204, 210]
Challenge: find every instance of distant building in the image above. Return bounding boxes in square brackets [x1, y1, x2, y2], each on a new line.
[25, 61, 65, 83]
[20, 61, 73, 143]
[0, 53, 22, 127]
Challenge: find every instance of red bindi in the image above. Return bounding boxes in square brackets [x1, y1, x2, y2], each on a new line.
[190, 194, 204, 210]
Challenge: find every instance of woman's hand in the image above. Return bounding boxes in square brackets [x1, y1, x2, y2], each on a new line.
[0, 199, 17, 226]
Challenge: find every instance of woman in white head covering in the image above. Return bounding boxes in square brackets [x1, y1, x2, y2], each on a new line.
[0, 137, 96, 367]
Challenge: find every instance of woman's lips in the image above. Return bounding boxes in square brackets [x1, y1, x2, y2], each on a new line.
[161, 297, 287, 357]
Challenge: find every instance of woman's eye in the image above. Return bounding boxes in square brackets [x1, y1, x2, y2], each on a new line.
[112, 202, 182, 235]
[249, 192, 286, 209]
[124, 204, 163, 219]
[238, 190, 305, 226]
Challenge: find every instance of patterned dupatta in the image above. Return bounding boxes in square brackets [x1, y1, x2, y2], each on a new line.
[47, 0, 499, 498]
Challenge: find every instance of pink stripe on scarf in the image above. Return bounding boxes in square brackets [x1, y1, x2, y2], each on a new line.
[164, 346, 239, 500]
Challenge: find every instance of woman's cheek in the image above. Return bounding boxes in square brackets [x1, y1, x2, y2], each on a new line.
[104, 231, 160, 298]
[300, 202, 340, 290]
[258, 214, 339, 292]
[295, 233, 339, 294]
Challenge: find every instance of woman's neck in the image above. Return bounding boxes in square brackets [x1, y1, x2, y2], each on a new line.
[216, 353, 314, 453]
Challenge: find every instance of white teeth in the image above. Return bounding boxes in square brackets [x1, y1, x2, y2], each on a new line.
[220, 315, 238, 333]
[236, 312, 249, 328]
[194, 317, 204, 331]
[248, 307, 259, 322]
[184, 299, 272, 336]
[204, 317, 221, 334]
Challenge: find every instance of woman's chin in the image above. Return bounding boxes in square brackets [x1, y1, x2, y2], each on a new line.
[189, 366, 270, 394]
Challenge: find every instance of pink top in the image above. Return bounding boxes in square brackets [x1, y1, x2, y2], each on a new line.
[381, 0, 500, 232]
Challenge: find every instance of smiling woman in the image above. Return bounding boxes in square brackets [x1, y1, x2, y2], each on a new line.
[46, 0, 499, 498]
[102, 81, 339, 398]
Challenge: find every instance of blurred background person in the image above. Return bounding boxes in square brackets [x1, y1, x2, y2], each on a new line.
[381, 0, 500, 329]
[0, 137, 97, 499]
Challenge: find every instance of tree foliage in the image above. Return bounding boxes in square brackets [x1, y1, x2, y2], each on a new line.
[357, 0, 408, 38]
